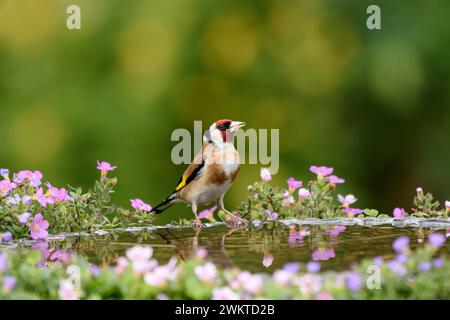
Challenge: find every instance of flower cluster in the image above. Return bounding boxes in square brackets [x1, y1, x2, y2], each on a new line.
[0, 233, 448, 300]
[240, 166, 449, 225]
[0, 162, 155, 241]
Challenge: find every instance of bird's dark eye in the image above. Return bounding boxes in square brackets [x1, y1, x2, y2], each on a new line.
[217, 121, 231, 131]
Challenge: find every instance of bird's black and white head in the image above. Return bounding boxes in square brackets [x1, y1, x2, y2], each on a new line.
[204, 119, 245, 146]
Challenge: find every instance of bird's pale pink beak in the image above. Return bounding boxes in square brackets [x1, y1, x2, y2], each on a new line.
[230, 121, 245, 132]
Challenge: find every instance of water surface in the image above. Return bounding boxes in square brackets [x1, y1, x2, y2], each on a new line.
[43, 223, 449, 273]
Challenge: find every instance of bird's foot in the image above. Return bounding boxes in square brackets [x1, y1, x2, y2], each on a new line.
[223, 211, 247, 229]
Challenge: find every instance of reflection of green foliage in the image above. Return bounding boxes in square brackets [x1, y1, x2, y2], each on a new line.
[0, 0, 449, 227]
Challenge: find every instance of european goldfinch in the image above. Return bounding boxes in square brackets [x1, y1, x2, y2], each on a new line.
[151, 119, 246, 230]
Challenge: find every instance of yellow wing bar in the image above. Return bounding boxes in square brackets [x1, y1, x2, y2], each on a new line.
[175, 175, 187, 191]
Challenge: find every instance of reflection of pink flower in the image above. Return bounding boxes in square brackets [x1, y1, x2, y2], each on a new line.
[325, 225, 346, 237]
[312, 249, 335, 261]
[393, 236, 409, 253]
[393, 207, 406, 218]
[30, 214, 49, 240]
[428, 233, 445, 249]
[288, 227, 310, 245]
[32, 240, 50, 261]
[50, 250, 71, 264]
[130, 199, 152, 212]
[287, 177, 302, 192]
[262, 251, 274, 268]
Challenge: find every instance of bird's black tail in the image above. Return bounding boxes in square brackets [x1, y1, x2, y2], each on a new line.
[151, 193, 177, 214]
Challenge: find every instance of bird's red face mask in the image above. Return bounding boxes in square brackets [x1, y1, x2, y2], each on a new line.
[214, 119, 246, 142]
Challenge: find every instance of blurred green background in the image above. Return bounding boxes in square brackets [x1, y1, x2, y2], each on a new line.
[0, 0, 449, 224]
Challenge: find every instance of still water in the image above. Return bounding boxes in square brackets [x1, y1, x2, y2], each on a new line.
[45, 223, 449, 273]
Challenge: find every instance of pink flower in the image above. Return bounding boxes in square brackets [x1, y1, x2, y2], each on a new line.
[243, 274, 263, 295]
[343, 208, 363, 218]
[58, 279, 81, 300]
[298, 188, 311, 199]
[316, 292, 333, 300]
[212, 287, 240, 300]
[115, 257, 129, 274]
[287, 177, 302, 192]
[445, 201, 450, 212]
[282, 195, 295, 206]
[144, 265, 174, 288]
[260, 168, 272, 182]
[18, 212, 32, 224]
[14, 170, 43, 187]
[309, 165, 333, 177]
[262, 251, 274, 268]
[338, 194, 357, 208]
[327, 175, 345, 184]
[130, 198, 152, 212]
[0, 180, 17, 196]
[126, 246, 153, 262]
[416, 187, 423, 194]
[96, 161, 117, 177]
[194, 262, 217, 284]
[198, 205, 217, 220]
[29, 214, 49, 240]
[393, 207, 406, 218]
[265, 210, 278, 221]
[46, 183, 73, 202]
[50, 250, 71, 264]
[33, 188, 51, 207]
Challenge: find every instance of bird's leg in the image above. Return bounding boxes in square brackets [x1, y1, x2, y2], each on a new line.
[191, 202, 203, 232]
[217, 195, 247, 228]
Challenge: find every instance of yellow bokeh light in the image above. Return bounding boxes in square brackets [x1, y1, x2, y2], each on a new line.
[202, 10, 259, 74]
[116, 18, 178, 100]
[8, 105, 66, 165]
[0, 0, 58, 53]
[266, 2, 360, 96]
